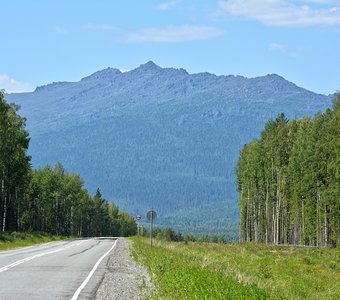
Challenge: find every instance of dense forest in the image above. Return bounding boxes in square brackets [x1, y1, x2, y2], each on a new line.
[236, 93, 339, 247]
[0, 91, 136, 236]
[7, 65, 332, 239]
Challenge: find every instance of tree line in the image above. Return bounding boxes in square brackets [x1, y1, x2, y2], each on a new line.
[139, 226, 227, 244]
[0, 90, 136, 236]
[236, 93, 339, 247]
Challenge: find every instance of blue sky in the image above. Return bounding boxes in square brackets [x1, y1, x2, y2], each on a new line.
[0, 0, 339, 94]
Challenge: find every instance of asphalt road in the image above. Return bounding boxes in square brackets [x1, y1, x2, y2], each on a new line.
[0, 238, 118, 300]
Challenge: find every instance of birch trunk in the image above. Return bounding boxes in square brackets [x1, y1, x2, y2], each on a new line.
[1, 177, 4, 231]
[265, 181, 269, 244]
[316, 192, 319, 246]
[273, 204, 276, 244]
[2, 174, 6, 232]
[301, 199, 304, 246]
[253, 198, 257, 241]
[247, 186, 251, 242]
[2, 194, 6, 232]
[16, 188, 20, 230]
[324, 205, 328, 247]
[276, 171, 280, 244]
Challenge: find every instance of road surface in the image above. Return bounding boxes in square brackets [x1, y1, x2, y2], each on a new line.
[0, 238, 118, 299]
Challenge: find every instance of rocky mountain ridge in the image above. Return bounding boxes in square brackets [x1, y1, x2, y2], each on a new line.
[5, 62, 333, 238]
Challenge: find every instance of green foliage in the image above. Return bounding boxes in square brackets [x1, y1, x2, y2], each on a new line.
[132, 237, 340, 299]
[132, 237, 272, 299]
[236, 93, 340, 247]
[156, 227, 183, 242]
[160, 200, 239, 241]
[0, 91, 136, 237]
[0, 90, 31, 232]
[140, 226, 228, 244]
[26, 165, 137, 237]
[0, 231, 65, 250]
[118, 211, 138, 236]
[7, 71, 332, 238]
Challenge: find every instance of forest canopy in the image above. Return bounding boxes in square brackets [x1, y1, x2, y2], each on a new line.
[236, 93, 339, 247]
[0, 90, 136, 236]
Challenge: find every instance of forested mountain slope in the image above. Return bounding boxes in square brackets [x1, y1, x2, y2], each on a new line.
[0, 91, 136, 235]
[6, 61, 333, 238]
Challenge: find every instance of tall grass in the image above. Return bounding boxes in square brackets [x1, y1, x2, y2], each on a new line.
[131, 237, 339, 299]
[0, 232, 65, 251]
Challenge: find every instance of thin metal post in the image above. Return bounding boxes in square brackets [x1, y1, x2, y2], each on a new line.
[150, 218, 153, 247]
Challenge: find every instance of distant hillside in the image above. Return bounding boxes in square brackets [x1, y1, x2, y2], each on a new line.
[6, 61, 333, 239]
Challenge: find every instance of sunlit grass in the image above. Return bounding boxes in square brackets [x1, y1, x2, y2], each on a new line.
[131, 237, 340, 299]
[0, 232, 65, 251]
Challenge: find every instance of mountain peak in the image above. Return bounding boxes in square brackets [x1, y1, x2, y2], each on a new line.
[6, 62, 332, 239]
[137, 61, 162, 71]
[81, 67, 121, 81]
[142, 60, 160, 68]
[263, 73, 300, 91]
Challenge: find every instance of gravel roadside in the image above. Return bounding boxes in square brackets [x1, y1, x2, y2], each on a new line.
[95, 238, 153, 300]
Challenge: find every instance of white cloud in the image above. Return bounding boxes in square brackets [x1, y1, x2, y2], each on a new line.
[54, 25, 68, 34]
[302, 1, 340, 4]
[269, 42, 285, 50]
[0, 74, 33, 93]
[218, 0, 340, 27]
[54, 24, 117, 34]
[157, 0, 181, 10]
[268, 42, 309, 57]
[80, 23, 117, 32]
[53, 22, 223, 44]
[124, 25, 223, 43]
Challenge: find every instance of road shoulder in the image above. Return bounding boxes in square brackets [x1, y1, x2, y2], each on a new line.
[95, 238, 153, 300]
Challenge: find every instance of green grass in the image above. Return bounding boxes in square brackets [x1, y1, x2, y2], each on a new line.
[131, 237, 340, 299]
[0, 232, 65, 251]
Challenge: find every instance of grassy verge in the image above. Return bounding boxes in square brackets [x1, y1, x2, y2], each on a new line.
[131, 237, 339, 299]
[0, 232, 65, 251]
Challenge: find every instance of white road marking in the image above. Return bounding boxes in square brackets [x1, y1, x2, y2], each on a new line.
[0, 245, 35, 256]
[71, 239, 118, 300]
[0, 240, 85, 273]
[0, 241, 66, 257]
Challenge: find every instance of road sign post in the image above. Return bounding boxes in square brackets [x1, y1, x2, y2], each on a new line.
[147, 210, 157, 247]
[136, 214, 141, 236]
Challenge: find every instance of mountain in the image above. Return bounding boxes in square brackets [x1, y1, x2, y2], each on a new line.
[5, 61, 333, 239]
